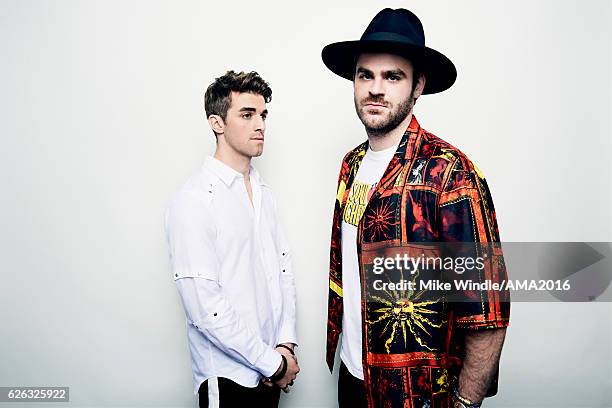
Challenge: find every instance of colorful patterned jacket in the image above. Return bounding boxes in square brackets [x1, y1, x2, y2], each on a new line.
[326, 115, 510, 408]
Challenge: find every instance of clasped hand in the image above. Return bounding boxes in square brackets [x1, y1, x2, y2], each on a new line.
[262, 344, 300, 393]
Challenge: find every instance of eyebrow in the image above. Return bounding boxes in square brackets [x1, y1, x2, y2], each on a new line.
[356, 67, 407, 78]
[238, 107, 268, 115]
[385, 69, 407, 78]
[356, 67, 373, 76]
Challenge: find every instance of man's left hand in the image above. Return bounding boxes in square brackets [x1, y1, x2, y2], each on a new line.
[262, 343, 299, 392]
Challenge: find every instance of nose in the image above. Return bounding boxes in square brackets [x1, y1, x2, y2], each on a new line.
[368, 77, 385, 97]
[254, 115, 265, 134]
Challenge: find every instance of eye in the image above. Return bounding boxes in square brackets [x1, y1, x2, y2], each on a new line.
[261, 114, 267, 121]
[241, 113, 252, 119]
[357, 72, 372, 80]
[388, 74, 401, 81]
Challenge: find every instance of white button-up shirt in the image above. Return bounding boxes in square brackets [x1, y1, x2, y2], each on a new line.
[164, 156, 297, 395]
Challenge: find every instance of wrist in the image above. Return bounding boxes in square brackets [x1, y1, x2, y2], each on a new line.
[452, 385, 482, 408]
[276, 343, 295, 355]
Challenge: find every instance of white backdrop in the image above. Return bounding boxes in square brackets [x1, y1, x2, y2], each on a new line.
[1, 0, 611, 407]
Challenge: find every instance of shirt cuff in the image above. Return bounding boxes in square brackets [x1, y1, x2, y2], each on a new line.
[277, 322, 298, 347]
[254, 347, 283, 378]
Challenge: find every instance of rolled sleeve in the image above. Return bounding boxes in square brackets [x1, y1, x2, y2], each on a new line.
[164, 191, 219, 282]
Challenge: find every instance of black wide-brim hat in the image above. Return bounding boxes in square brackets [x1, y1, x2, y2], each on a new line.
[322, 8, 456, 95]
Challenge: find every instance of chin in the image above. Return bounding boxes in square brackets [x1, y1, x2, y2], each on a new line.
[363, 117, 388, 130]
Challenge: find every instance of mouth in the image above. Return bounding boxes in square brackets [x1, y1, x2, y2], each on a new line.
[363, 103, 387, 109]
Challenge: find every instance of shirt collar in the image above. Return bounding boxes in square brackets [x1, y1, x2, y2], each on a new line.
[407, 114, 420, 133]
[203, 156, 267, 187]
[249, 165, 267, 187]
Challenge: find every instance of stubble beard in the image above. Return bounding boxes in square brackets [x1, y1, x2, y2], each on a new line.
[241, 142, 264, 159]
[355, 90, 415, 139]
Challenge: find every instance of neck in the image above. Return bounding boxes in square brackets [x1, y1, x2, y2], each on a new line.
[367, 112, 413, 151]
[213, 142, 251, 179]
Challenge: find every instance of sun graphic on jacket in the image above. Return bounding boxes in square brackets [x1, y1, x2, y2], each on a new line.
[364, 200, 396, 241]
[367, 270, 446, 353]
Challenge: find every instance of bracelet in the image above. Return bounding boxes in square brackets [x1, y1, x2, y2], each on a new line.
[275, 344, 295, 355]
[269, 355, 287, 383]
[451, 385, 482, 408]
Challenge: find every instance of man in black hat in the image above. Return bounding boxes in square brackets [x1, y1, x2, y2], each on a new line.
[322, 8, 510, 408]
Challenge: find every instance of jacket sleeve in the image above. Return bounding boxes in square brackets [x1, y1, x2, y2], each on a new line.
[438, 158, 510, 330]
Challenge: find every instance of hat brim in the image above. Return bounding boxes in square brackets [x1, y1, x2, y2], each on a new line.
[321, 40, 456, 95]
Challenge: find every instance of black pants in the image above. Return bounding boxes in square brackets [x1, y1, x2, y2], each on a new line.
[338, 362, 367, 408]
[198, 377, 280, 408]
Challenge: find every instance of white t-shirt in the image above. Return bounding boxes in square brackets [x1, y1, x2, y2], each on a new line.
[340, 142, 398, 380]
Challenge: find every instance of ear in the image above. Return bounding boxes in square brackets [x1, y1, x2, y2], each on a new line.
[208, 114, 225, 135]
[414, 73, 426, 100]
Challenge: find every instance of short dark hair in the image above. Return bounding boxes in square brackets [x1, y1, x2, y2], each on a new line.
[204, 70, 272, 120]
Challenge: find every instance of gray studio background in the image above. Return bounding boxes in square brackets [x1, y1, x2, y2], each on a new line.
[1, 0, 611, 407]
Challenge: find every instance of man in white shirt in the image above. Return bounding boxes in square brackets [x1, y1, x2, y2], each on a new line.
[164, 70, 299, 408]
